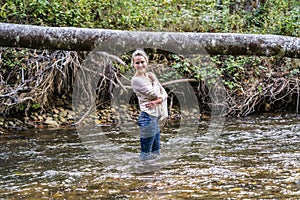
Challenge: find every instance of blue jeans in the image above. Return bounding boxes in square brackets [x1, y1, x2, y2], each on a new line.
[138, 112, 160, 160]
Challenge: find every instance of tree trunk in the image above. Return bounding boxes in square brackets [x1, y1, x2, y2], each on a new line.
[0, 23, 299, 58]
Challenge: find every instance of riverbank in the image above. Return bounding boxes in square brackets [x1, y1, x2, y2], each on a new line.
[1, 49, 299, 132]
[0, 103, 198, 134]
[1, 91, 299, 134]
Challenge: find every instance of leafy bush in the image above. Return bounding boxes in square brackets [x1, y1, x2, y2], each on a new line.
[0, 0, 298, 36]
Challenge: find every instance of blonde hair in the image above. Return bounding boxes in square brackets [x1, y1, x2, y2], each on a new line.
[131, 49, 149, 67]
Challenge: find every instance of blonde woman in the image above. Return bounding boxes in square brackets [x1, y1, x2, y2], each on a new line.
[131, 49, 168, 160]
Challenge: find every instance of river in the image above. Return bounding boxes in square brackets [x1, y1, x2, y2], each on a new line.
[0, 113, 299, 199]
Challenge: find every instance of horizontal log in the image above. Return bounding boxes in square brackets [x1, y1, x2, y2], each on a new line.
[0, 23, 299, 58]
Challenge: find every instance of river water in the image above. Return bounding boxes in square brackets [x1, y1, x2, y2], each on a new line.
[0, 113, 299, 199]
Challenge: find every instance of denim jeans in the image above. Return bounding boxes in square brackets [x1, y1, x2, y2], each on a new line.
[138, 112, 160, 160]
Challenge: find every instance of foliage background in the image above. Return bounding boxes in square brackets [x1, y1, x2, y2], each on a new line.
[0, 0, 299, 36]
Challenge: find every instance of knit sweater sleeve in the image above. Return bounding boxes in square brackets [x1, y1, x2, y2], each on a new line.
[147, 72, 168, 101]
[131, 77, 159, 100]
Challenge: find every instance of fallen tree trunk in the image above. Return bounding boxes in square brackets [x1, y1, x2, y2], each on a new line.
[0, 23, 299, 58]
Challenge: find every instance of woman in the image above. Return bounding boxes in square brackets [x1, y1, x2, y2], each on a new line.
[131, 49, 168, 161]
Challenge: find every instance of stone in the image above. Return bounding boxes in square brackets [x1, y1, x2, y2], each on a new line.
[53, 108, 60, 114]
[59, 110, 68, 117]
[90, 114, 98, 119]
[37, 115, 44, 121]
[45, 117, 53, 121]
[30, 115, 38, 121]
[8, 121, 15, 126]
[14, 119, 23, 126]
[44, 119, 59, 127]
[67, 114, 74, 120]
[68, 111, 75, 116]
[59, 116, 67, 123]
[25, 120, 35, 128]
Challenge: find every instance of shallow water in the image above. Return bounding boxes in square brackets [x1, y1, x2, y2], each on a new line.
[0, 113, 299, 199]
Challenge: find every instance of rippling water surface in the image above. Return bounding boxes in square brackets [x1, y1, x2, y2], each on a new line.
[0, 114, 299, 199]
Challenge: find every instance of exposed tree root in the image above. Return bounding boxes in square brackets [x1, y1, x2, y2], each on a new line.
[0, 48, 299, 124]
[226, 77, 300, 116]
[0, 48, 82, 115]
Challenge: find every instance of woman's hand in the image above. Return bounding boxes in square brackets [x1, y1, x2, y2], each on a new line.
[147, 73, 155, 82]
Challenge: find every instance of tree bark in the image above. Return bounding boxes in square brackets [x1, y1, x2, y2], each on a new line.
[0, 22, 299, 58]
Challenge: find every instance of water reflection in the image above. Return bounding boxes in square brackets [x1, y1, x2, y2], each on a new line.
[76, 119, 221, 174]
[0, 114, 299, 199]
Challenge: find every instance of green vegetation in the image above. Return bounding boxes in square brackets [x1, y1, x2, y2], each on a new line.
[0, 0, 299, 36]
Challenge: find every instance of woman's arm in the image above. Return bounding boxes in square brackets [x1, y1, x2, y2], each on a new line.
[148, 72, 168, 101]
[131, 77, 159, 100]
[145, 97, 162, 109]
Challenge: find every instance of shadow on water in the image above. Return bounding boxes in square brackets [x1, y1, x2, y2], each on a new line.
[0, 113, 299, 199]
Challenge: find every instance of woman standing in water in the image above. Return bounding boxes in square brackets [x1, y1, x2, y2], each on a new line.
[131, 49, 168, 161]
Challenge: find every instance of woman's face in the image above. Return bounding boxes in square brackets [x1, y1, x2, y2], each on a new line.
[133, 55, 147, 74]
